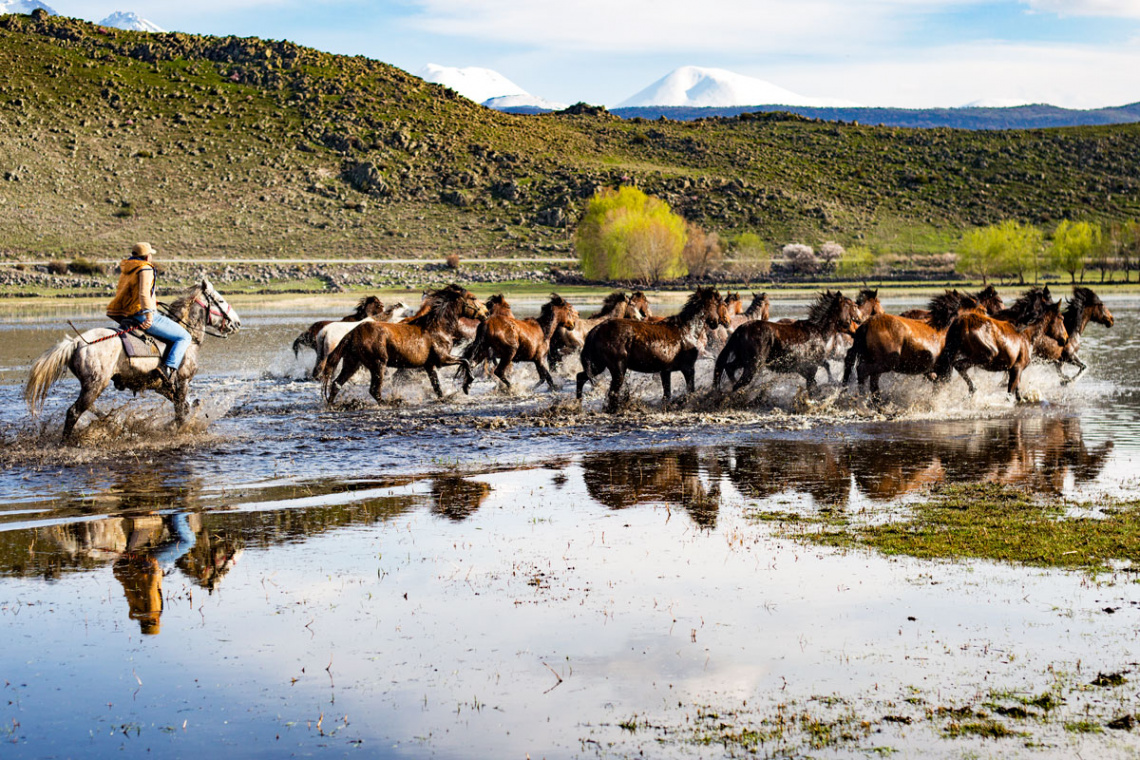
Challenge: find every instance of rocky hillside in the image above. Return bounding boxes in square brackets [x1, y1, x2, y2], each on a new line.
[2, 12, 1140, 262]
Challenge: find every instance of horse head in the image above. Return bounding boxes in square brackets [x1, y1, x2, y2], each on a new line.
[629, 291, 653, 320]
[834, 291, 862, 335]
[747, 292, 770, 321]
[486, 294, 511, 317]
[725, 292, 744, 316]
[1043, 300, 1068, 346]
[463, 291, 489, 321]
[199, 277, 241, 337]
[1073, 286, 1114, 328]
[975, 284, 1004, 316]
[546, 293, 580, 330]
[855, 289, 882, 322]
[692, 287, 728, 330]
[356, 295, 386, 319]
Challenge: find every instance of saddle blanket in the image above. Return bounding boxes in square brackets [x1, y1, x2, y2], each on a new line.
[117, 327, 164, 359]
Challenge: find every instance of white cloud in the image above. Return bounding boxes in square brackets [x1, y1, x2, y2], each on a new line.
[406, 0, 983, 55]
[1021, 0, 1140, 18]
[763, 41, 1140, 108]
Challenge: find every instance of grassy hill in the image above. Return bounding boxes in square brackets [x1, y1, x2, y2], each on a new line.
[2, 12, 1140, 263]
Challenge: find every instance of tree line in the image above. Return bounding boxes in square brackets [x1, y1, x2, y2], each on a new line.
[574, 186, 1140, 285]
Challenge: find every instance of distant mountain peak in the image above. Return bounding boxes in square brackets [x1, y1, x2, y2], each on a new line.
[416, 63, 566, 112]
[98, 11, 165, 33]
[617, 66, 860, 109]
[0, 0, 56, 14]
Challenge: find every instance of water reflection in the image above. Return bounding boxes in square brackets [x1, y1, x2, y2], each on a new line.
[582, 415, 1113, 517]
[430, 476, 493, 520]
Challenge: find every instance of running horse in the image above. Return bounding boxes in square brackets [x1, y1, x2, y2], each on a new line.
[460, 294, 580, 393]
[714, 290, 862, 394]
[292, 295, 387, 359]
[321, 284, 488, 404]
[842, 290, 983, 400]
[548, 291, 642, 370]
[576, 287, 729, 412]
[24, 278, 241, 442]
[933, 293, 1068, 403]
[900, 284, 1004, 322]
[1033, 286, 1114, 384]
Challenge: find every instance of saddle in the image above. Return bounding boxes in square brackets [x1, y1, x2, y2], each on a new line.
[116, 323, 165, 359]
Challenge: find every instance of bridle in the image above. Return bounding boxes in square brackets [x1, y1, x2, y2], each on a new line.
[160, 283, 240, 340]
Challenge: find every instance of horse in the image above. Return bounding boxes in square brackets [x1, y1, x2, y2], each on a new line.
[24, 278, 241, 442]
[576, 287, 729, 412]
[321, 284, 488, 404]
[713, 290, 861, 394]
[842, 290, 984, 399]
[1031, 286, 1114, 383]
[932, 296, 1068, 403]
[291, 295, 386, 358]
[460, 294, 579, 393]
[549, 291, 642, 370]
[308, 302, 411, 380]
[899, 284, 1004, 321]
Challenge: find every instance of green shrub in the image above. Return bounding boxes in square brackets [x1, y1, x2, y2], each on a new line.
[729, 232, 771, 278]
[836, 246, 876, 283]
[69, 257, 104, 275]
[576, 186, 687, 283]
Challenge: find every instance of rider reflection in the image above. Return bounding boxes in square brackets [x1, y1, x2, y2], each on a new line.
[112, 513, 196, 635]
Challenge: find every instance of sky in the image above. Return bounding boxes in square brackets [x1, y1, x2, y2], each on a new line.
[45, 0, 1140, 108]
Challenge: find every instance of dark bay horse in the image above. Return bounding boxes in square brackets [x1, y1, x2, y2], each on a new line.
[549, 291, 642, 370]
[933, 296, 1068, 402]
[1032, 286, 1114, 383]
[714, 290, 861, 394]
[321, 284, 488, 404]
[25, 278, 241, 441]
[292, 295, 386, 358]
[576, 287, 729, 411]
[461, 294, 579, 392]
[842, 290, 983, 399]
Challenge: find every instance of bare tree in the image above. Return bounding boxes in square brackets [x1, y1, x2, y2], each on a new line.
[782, 243, 817, 275]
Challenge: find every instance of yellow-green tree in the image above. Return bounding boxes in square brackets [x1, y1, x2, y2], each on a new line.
[836, 246, 876, 285]
[729, 232, 771, 278]
[956, 221, 1043, 284]
[1050, 220, 1101, 284]
[998, 221, 1044, 284]
[576, 187, 688, 283]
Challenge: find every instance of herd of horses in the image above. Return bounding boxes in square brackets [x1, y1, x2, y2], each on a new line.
[298, 282, 1113, 411]
[21, 277, 1115, 442]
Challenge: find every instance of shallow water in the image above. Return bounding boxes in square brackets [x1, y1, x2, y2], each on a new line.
[2, 293, 1139, 757]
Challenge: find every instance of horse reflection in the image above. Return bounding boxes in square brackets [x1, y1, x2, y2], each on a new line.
[581, 450, 720, 528]
[722, 441, 852, 508]
[430, 476, 493, 521]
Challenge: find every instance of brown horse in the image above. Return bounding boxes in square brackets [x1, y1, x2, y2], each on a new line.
[292, 296, 387, 358]
[1032, 286, 1114, 383]
[933, 296, 1068, 402]
[321, 284, 488, 404]
[714, 290, 861, 394]
[899, 284, 1004, 322]
[732, 292, 770, 327]
[576, 287, 729, 411]
[461, 294, 579, 392]
[549, 291, 642, 369]
[842, 290, 983, 399]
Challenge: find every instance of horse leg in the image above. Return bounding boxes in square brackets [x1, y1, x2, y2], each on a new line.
[173, 382, 190, 427]
[660, 371, 672, 404]
[955, 364, 976, 395]
[63, 378, 109, 442]
[367, 360, 388, 404]
[534, 356, 557, 392]
[681, 364, 697, 396]
[1008, 367, 1024, 403]
[494, 351, 514, 391]
[605, 363, 626, 413]
[868, 372, 882, 404]
[426, 365, 447, 399]
[1061, 356, 1086, 385]
[731, 362, 757, 393]
[328, 354, 362, 404]
[802, 369, 818, 396]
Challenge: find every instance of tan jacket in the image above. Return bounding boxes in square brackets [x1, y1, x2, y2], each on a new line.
[106, 258, 156, 318]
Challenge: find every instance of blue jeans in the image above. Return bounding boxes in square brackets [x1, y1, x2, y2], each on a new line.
[130, 310, 191, 370]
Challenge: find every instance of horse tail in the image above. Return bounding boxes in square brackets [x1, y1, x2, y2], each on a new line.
[321, 330, 353, 399]
[933, 319, 964, 382]
[24, 337, 78, 416]
[292, 329, 315, 358]
[461, 321, 488, 363]
[713, 335, 737, 390]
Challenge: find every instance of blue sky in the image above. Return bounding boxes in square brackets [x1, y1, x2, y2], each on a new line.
[50, 0, 1140, 108]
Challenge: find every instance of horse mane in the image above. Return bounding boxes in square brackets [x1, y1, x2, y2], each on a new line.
[352, 295, 384, 319]
[590, 291, 628, 319]
[485, 293, 511, 316]
[1065, 286, 1101, 328]
[927, 290, 976, 330]
[408, 284, 468, 333]
[725, 292, 741, 304]
[973, 284, 999, 303]
[1004, 287, 1052, 325]
[805, 290, 847, 329]
[856, 288, 878, 305]
[667, 287, 719, 326]
[165, 282, 204, 325]
[538, 293, 568, 326]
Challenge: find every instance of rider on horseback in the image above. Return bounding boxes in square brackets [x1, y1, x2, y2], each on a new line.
[106, 242, 192, 386]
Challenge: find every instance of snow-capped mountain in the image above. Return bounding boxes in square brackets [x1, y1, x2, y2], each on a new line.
[617, 66, 860, 109]
[416, 64, 566, 111]
[98, 11, 165, 32]
[483, 93, 569, 111]
[0, 0, 56, 14]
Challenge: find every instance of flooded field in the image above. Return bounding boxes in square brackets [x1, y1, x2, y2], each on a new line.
[2, 293, 1140, 758]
